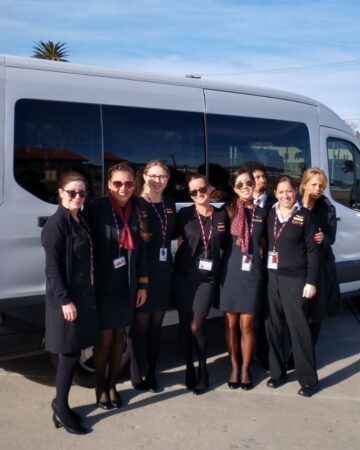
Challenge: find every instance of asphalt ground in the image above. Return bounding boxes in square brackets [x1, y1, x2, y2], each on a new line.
[0, 309, 359, 450]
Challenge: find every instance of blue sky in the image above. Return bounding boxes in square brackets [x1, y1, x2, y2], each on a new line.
[1, 0, 359, 128]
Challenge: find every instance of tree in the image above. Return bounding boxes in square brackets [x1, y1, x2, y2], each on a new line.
[32, 41, 69, 62]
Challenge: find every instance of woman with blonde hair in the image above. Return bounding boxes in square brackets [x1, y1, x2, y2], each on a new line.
[299, 167, 341, 345]
[130, 160, 176, 392]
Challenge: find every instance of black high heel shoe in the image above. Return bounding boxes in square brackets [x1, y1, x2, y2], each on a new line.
[52, 410, 88, 434]
[51, 399, 82, 423]
[185, 365, 196, 391]
[227, 380, 241, 390]
[109, 389, 122, 408]
[95, 389, 113, 410]
[145, 374, 158, 393]
[193, 370, 209, 396]
[240, 371, 253, 391]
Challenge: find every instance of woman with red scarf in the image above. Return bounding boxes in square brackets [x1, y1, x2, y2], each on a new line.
[219, 167, 267, 390]
[85, 163, 149, 410]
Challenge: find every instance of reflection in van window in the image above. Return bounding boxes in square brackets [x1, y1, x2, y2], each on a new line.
[206, 114, 311, 194]
[327, 138, 360, 210]
[14, 99, 102, 203]
[101, 105, 205, 201]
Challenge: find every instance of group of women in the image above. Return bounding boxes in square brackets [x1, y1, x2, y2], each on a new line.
[42, 160, 340, 434]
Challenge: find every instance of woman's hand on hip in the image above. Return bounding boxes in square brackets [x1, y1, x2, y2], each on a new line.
[136, 289, 147, 307]
[62, 302, 78, 322]
[302, 284, 316, 299]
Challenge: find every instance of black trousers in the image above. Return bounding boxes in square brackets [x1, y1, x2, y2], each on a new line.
[266, 271, 318, 387]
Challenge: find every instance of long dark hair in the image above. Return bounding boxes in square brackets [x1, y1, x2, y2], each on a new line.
[226, 166, 254, 220]
[107, 162, 150, 241]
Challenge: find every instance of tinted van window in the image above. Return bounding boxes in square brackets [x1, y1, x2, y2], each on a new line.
[207, 114, 311, 199]
[14, 99, 102, 203]
[327, 138, 360, 210]
[102, 105, 205, 201]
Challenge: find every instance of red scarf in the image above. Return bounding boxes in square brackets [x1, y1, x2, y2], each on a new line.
[230, 198, 253, 254]
[108, 193, 135, 250]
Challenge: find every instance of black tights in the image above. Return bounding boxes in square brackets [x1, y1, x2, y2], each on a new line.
[94, 329, 126, 402]
[178, 310, 208, 386]
[55, 352, 80, 414]
[130, 311, 165, 384]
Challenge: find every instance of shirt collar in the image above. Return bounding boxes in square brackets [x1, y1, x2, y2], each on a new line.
[275, 201, 301, 223]
[253, 192, 267, 208]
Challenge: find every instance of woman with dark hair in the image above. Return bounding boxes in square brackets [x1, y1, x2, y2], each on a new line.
[266, 175, 320, 397]
[41, 172, 99, 434]
[172, 174, 228, 394]
[299, 168, 341, 345]
[85, 163, 148, 409]
[219, 167, 267, 390]
[130, 160, 175, 392]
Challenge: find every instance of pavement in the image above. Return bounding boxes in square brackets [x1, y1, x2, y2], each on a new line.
[0, 310, 359, 450]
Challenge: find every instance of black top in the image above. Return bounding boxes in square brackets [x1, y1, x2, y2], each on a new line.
[311, 195, 337, 261]
[267, 206, 319, 285]
[41, 205, 99, 353]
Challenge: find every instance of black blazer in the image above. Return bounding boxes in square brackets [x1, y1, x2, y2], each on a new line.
[84, 196, 148, 302]
[173, 205, 229, 281]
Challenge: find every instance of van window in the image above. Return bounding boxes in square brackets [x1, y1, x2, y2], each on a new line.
[206, 114, 311, 200]
[327, 138, 360, 210]
[14, 99, 102, 203]
[101, 105, 205, 201]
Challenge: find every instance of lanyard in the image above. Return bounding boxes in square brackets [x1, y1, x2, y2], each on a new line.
[111, 207, 124, 256]
[78, 215, 94, 286]
[248, 207, 256, 241]
[147, 197, 168, 248]
[272, 213, 294, 251]
[196, 208, 213, 259]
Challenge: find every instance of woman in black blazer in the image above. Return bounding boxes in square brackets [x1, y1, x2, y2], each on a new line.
[266, 175, 320, 397]
[300, 168, 341, 344]
[130, 160, 176, 392]
[42, 172, 99, 434]
[173, 174, 228, 394]
[85, 163, 149, 409]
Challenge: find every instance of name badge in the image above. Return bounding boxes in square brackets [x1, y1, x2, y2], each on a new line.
[113, 256, 126, 269]
[159, 248, 168, 262]
[267, 251, 278, 270]
[199, 259, 213, 271]
[241, 254, 253, 272]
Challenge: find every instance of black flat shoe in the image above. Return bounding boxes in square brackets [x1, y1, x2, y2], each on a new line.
[132, 379, 150, 392]
[298, 382, 319, 398]
[51, 399, 82, 423]
[109, 390, 122, 408]
[266, 376, 287, 389]
[227, 380, 241, 390]
[185, 365, 196, 391]
[145, 375, 158, 393]
[52, 412, 88, 435]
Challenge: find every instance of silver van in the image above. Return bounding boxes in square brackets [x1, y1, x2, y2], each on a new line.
[1, 55, 359, 381]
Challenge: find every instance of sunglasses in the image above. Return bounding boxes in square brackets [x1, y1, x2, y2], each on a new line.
[63, 189, 88, 199]
[189, 186, 208, 197]
[235, 180, 255, 189]
[112, 180, 134, 189]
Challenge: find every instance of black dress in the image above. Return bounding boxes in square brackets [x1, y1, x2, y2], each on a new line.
[307, 195, 341, 322]
[137, 196, 176, 313]
[41, 206, 99, 354]
[219, 207, 267, 313]
[85, 197, 148, 330]
[172, 205, 228, 316]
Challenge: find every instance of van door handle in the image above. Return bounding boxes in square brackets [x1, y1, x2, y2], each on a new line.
[38, 216, 50, 227]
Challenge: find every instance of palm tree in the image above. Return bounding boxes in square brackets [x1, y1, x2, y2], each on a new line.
[32, 41, 69, 62]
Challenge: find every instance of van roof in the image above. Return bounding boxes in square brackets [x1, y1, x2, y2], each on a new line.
[1, 54, 319, 107]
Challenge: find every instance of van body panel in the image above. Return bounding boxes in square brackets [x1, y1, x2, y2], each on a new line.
[0, 59, 4, 205]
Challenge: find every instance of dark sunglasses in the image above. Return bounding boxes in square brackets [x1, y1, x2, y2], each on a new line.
[235, 180, 255, 189]
[189, 186, 208, 197]
[112, 180, 134, 189]
[63, 189, 88, 199]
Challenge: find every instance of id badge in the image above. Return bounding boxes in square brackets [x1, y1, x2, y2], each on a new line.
[267, 251, 278, 270]
[199, 259, 213, 271]
[241, 254, 253, 272]
[159, 248, 168, 262]
[113, 256, 126, 269]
